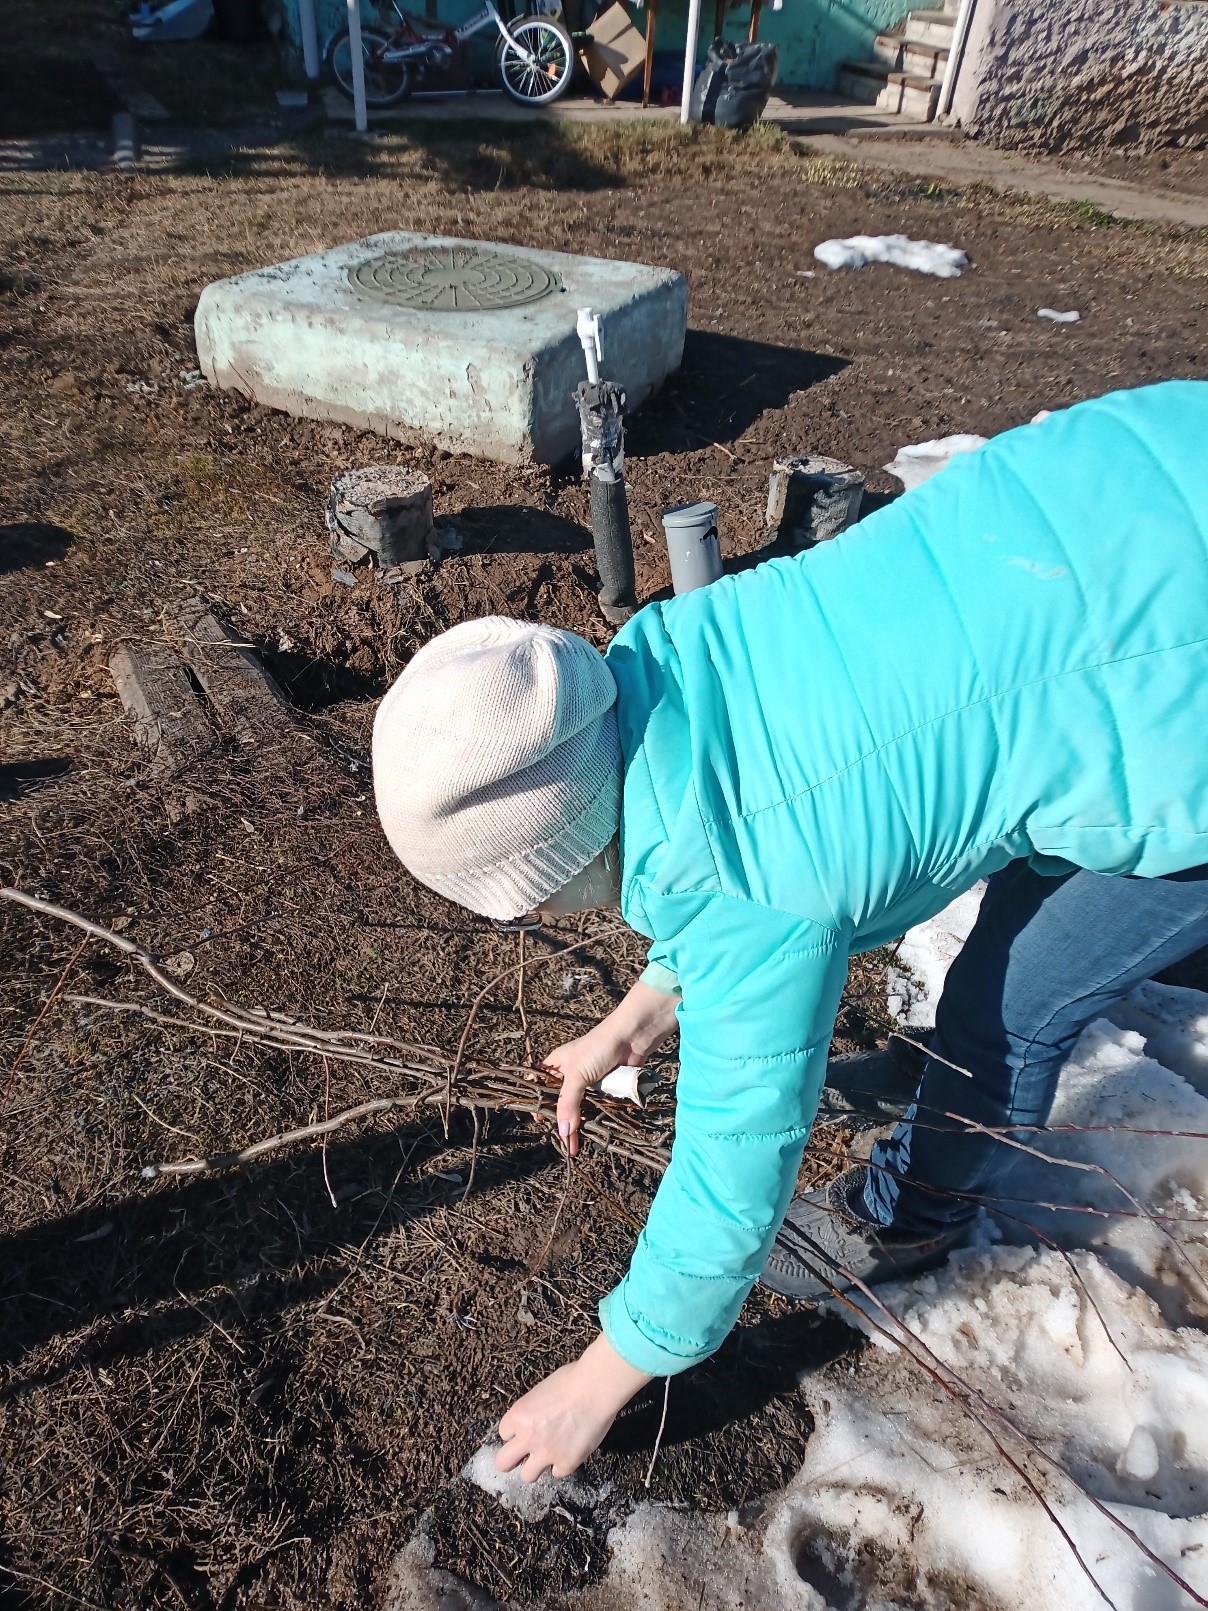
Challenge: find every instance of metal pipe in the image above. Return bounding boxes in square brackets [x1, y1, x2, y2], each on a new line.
[347, 0, 369, 132]
[297, 0, 320, 79]
[938, 0, 977, 121]
[680, 0, 703, 123]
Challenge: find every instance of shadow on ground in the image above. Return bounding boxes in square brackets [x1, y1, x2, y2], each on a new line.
[0, 757, 73, 801]
[1, 521, 76, 573]
[0, 1122, 547, 1382]
[607, 1304, 854, 1461]
[456, 506, 593, 557]
[172, 120, 631, 191]
[631, 332, 850, 454]
[0, 55, 122, 139]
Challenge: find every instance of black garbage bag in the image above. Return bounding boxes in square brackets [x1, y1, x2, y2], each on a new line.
[689, 39, 779, 128]
[688, 43, 729, 124]
[715, 40, 779, 126]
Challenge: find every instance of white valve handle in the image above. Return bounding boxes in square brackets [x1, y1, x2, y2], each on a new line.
[576, 306, 602, 385]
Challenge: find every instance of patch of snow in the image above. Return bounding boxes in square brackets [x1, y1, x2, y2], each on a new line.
[813, 234, 969, 278]
[1038, 307, 1081, 323]
[886, 882, 986, 1025]
[461, 1441, 608, 1523]
[883, 433, 989, 491]
[387, 1528, 499, 1610]
[1108, 979, 1208, 1094]
[600, 1502, 826, 1610]
[593, 993, 1208, 1611]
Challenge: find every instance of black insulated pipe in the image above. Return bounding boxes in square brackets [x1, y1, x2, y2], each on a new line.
[590, 463, 638, 625]
[574, 376, 638, 626]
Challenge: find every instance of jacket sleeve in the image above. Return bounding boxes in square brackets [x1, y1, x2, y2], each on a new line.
[599, 895, 849, 1376]
[639, 937, 681, 997]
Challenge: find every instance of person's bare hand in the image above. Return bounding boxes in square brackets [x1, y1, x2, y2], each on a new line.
[496, 1334, 652, 1481]
[541, 981, 679, 1157]
[543, 1030, 626, 1157]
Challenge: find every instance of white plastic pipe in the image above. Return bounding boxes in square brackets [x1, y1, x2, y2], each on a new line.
[593, 1065, 657, 1106]
[937, 0, 977, 121]
[298, 0, 320, 79]
[347, 0, 368, 132]
[680, 0, 703, 124]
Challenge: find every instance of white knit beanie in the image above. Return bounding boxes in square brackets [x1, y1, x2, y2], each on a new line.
[372, 616, 622, 921]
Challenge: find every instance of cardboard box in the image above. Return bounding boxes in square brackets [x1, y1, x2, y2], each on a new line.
[584, 2, 647, 100]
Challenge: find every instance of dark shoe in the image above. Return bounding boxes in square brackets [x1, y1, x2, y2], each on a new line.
[816, 1035, 929, 1125]
[760, 1166, 968, 1303]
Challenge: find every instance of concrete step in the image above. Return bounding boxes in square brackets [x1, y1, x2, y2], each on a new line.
[871, 31, 949, 76]
[837, 61, 941, 120]
[906, 7, 957, 47]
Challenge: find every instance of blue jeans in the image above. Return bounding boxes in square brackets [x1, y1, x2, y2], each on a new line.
[862, 859, 1208, 1235]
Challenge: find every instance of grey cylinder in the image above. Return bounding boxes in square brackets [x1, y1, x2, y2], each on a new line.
[764, 454, 864, 553]
[326, 466, 435, 569]
[662, 501, 723, 595]
[590, 464, 637, 625]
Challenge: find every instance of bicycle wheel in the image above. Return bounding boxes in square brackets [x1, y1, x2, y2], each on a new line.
[496, 16, 575, 106]
[327, 25, 412, 107]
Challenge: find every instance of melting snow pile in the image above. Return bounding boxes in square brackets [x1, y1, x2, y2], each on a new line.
[886, 881, 986, 1025]
[813, 234, 969, 278]
[883, 409, 1058, 495]
[460, 1442, 609, 1523]
[596, 982, 1208, 1611]
[883, 434, 989, 492]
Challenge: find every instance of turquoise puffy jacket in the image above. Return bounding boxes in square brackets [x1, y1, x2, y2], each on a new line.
[598, 380, 1208, 1376]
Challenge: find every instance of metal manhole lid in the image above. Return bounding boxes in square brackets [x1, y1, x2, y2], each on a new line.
[349, 245, 562, 312]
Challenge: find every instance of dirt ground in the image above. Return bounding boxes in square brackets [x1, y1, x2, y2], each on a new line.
[1, 107, 1206, 1611]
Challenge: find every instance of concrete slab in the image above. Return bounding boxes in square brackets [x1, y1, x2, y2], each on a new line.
[194, 231, 688, 465]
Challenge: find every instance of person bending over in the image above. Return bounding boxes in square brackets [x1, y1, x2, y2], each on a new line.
[371, 380, 1208, 1482]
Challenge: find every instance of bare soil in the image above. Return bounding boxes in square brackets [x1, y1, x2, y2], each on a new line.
[1, 103, 1206, 1611]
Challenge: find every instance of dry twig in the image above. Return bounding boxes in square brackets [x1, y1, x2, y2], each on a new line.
[444, 922, 630, 1131]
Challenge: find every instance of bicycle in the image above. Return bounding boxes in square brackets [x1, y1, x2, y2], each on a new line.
[327, 0, 576, 108]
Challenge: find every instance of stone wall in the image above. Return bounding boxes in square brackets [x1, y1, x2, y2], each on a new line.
[952, 0, 1208, 152]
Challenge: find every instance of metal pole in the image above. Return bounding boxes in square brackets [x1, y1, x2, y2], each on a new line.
[937, 0, 976, 121]
[298, 0, 320, 79]
[679, 0, 702, 123]
[347, 0, 369, 132]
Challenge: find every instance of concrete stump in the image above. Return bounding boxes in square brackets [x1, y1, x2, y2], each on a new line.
[326, 467, 435, 569]
[764, 454, 864, 552]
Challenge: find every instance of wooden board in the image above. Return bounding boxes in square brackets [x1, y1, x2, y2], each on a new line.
[108, 643, 214, 777]
[177, 603, 295, 750]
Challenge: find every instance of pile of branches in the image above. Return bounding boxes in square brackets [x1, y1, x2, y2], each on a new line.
[1, 887, 672, 1181]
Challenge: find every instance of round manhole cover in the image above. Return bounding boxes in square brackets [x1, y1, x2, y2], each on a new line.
[349, 245, 562, 312]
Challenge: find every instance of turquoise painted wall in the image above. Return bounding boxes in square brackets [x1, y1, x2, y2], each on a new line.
[756, 0, 908, 86]
[288, 0, 909, 91]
